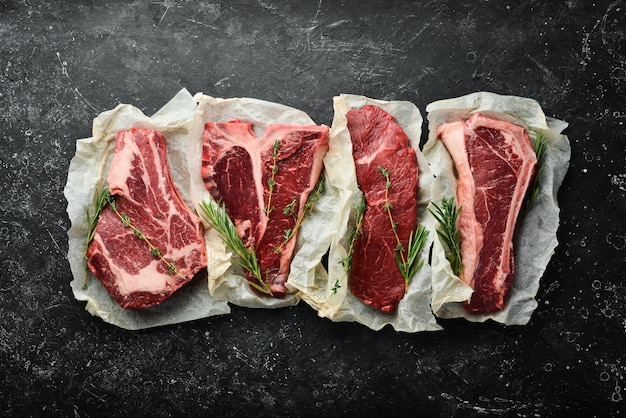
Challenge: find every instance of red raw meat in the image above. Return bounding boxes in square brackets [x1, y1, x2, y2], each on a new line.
[202, 121, 329, 297]
[346, 105, 419, 313]
[87, 128, 207, 310]
[437, 113, 537, 313]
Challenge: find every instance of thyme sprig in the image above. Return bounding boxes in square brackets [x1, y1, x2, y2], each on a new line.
[105, 193, 183, 278]
[265, 140, 281, 218]
[522, 132, 548, 218]
[273, 176, 326, 255]
[334, 193, 366, 295]
[199, 198, 272, 296]
[83, 188, 183, 286]
[378, 166, 429, 288]
[83, 187, 111, 288]
[283, 197, 298, 219]
[429, 197, 463, 277]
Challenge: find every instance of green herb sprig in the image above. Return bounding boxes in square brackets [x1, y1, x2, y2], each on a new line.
[283, 197, 298, 219]
[334, 193, 366, 294]
[83, 188, 183, 287]
[83, 187, 112, 288]
[378, 166, 429, 288]
[105, 193, 183, 278]
[273, 176, 326, 255]
[397, 226, 429, 286]
[265, 140, 281, 218]
[429, 197, 463, 277]
[522, 132, 548, 218]
[199, 198, 272, 296]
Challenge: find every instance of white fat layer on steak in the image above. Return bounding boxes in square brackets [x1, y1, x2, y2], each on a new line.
[437, 120, 482, 289]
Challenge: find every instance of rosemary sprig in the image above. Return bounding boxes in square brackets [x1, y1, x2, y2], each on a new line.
[105, 194, 183, 279]
[83, 187, 111, 288]
[522, 132, 548, 218]
[429, 197, 463, 277]
[265, 140, 281, 218]
[273, 176, 326, 255]
[377, 166, 429, 288]
[199, 198, 272, 296]
[334, 193, 366, 295]
[396, 225, 429, 287]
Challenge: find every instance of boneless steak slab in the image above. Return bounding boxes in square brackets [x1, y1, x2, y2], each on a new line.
[202, 121, 329, 297]
[346, 105, 419, 313]
[87, 128, 207, 310]
[437, 113, 537, 313]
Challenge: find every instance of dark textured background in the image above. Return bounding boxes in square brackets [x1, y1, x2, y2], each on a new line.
[1, 1, 625, 416]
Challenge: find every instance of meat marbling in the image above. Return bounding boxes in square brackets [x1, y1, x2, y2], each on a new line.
[87, 128, 208, 310]
[437, 113, 537, 313]
[202, 121, 329, 297]
[346, 105, 419, 313]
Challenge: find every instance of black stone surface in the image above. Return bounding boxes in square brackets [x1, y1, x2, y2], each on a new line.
[1, 1, 625, 416]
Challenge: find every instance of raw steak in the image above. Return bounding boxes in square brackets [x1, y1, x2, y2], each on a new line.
[202, 121, 329, 297]
[87, 128, 207, 310]
[346, 105, 419, 313]
[437, 113, 537, 313]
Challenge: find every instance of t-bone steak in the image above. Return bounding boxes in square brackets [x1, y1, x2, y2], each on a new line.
[87, 128, 208, 310]
[437, 112, 537, 313]
[201, 120, 329, 297]
[346, 105, 419, 313]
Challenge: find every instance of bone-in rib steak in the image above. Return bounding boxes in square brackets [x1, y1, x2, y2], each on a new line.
[87, 128, 207, 310]
[437, 113, 537, 313]
[202, 121, 329, 297]
[346, 105, 419, 313]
